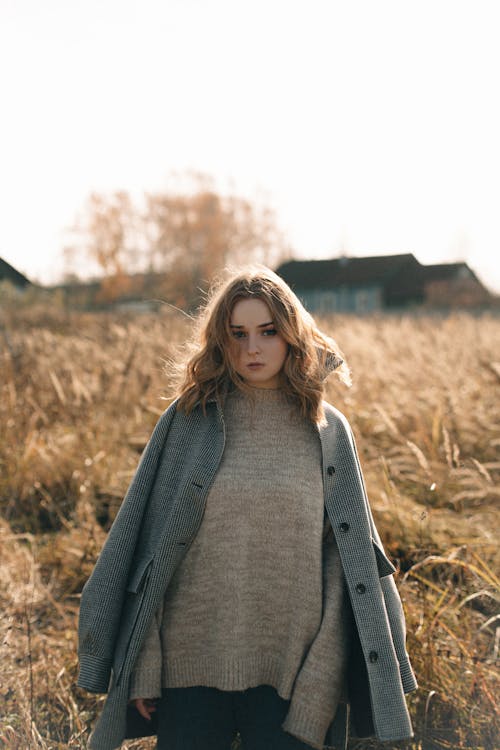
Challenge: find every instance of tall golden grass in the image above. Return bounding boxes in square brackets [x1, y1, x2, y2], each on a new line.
[1, 303, 498, 749]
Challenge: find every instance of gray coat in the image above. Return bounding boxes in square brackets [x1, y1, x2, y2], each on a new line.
[77, 397, 417, 750]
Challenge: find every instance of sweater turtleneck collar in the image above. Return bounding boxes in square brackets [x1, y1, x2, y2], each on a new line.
[230, 385, 287, 403]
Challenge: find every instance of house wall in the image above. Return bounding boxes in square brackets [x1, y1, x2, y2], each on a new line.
[296, 285, 383, 313]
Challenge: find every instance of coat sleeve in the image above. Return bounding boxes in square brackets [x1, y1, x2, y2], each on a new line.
[77, 402, 177, 694]
[346, 423, 418, 694]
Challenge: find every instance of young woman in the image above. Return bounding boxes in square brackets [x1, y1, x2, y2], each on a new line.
[77, 266, 417, 750]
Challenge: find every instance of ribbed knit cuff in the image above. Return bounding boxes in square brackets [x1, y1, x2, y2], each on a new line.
[400, 657, 418, 693]
[128, 668, 162, 701]
[282, 698, 333, 750]
[77, 654, 112, 693]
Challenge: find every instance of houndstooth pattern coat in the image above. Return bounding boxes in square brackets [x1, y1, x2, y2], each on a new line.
[77, 397, 417, 750]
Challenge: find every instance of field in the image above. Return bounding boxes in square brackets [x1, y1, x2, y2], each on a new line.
[1, 302, 499, 749]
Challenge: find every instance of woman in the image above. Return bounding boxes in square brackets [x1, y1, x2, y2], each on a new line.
[77, 266, 417, 750]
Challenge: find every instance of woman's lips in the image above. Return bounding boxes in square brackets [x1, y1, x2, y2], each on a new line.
[247, 362, 264, 369]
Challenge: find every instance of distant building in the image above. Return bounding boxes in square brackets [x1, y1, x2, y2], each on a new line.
[276, 254, 491, 313]
[0, 257, 31, 288]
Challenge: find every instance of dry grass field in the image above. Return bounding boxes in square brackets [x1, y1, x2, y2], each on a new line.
[1, 301, 499, 749]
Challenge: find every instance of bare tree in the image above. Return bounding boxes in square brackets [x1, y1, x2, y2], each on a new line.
[67, 173, 292, 307]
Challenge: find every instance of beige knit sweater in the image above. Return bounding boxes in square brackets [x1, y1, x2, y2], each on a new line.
[129, 388, 348, 749]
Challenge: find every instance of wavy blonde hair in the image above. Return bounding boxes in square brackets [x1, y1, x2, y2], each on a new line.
[174, 265, 351, 423]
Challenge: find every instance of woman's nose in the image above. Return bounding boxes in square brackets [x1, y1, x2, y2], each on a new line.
[246, 335, 261, 354]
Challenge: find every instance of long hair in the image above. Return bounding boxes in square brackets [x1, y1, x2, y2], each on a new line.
[173, 265, 351, 423]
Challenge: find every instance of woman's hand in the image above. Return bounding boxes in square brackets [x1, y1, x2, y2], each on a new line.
[130, 697, 158, 721]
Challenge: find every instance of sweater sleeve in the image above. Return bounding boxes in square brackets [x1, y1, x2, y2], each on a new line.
[282, 521, 350, 750]
[128, 600, 164, 700]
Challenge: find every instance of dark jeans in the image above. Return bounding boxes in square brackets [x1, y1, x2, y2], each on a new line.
[156, 685, 312, 750]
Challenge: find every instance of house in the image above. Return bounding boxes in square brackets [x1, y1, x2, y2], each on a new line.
[0, 257, 32, 288]
[275, 254, 491, 313]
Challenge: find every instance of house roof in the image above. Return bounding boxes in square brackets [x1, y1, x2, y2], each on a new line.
[385, 261, 486, 302]
[276, 254, 490, 305]
[416, 262, 479, 283]
[0, 257, 31, 287]
[276, 254, 419, 289]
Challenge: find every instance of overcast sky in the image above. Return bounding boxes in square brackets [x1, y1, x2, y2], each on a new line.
[1, 0, 499, 292]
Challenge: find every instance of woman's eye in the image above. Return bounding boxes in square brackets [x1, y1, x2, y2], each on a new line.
[263, 328, 277, 336]
[231, 331, 246, 339]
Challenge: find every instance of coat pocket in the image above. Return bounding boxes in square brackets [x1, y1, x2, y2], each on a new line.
[372, 539, 397, 577]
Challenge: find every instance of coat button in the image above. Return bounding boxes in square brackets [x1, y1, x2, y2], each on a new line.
[369, 651, 379, 663]
[355, 583, 366, 594]
[339, 522, 350, 532]
[327, 465, 335, 476]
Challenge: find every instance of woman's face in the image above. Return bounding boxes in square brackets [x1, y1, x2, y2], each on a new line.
[229, 297, 288, 389]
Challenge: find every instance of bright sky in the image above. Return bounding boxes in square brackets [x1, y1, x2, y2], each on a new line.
[1, 0, 499, 292]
